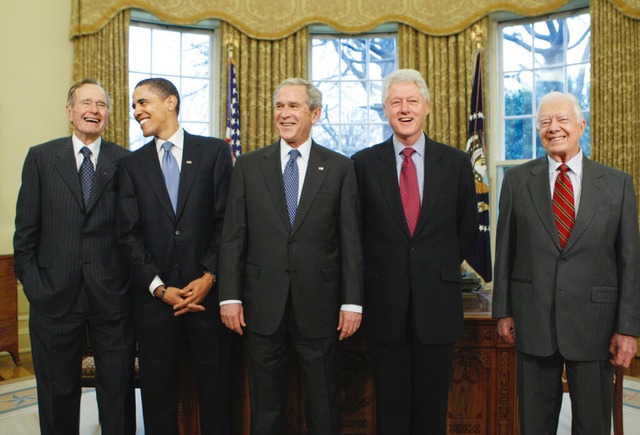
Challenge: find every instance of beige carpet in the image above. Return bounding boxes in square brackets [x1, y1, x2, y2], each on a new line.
[1, 376, 639, 434]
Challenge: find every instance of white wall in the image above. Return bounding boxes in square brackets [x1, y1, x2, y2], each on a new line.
[0, 0, 74, 351]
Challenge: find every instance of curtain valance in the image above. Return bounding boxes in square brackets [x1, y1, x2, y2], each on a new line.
[71, 0, 576, 38]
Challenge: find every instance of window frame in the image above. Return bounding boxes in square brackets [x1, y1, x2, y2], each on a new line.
[128, 10, 221, 150]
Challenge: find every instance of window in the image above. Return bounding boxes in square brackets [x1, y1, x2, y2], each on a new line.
[128, 14, 218, 150]
[311, 31, 397, 156]
[495, 9, 590, 177]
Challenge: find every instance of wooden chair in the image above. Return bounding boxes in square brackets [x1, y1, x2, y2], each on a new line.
[80, 326, 139, 388]
[562, 364, 624, 434]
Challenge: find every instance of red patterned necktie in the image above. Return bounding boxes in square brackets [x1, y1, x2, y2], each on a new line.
[552, 164, 575, 249]
[400, 148, 420, 236]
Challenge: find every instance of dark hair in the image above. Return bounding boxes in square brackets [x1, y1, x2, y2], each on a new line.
[135, 78, 181, 115]
[67, 78, 110, 110]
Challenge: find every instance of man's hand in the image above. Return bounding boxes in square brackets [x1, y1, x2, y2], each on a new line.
[172, 273, 213, 316]
[497, 317, 516, 344]
[609, 333, 637, 368]
[220, 303, 246, 335]
[337, 310, 362, 340]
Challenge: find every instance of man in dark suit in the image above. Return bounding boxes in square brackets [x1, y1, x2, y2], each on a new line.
[351, 69, 478, 435]
[219, 78, 364, 435]
[117, 78, 232, 435]
[493, 92, 640, 434]
[13, 78, 136, 435]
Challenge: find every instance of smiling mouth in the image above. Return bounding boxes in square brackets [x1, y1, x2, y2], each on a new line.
[83, 117, 100, 124]
[138, 119, 149, 126]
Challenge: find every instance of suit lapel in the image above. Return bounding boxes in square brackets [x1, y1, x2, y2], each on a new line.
[54, 137, 84, 210]
[293, 142, 329, 233]
[140, 141, 176, 219]
[374, 139, 411, 237]
[526, 157, 560, 249]
[259, 142, 291, 231]
[85, 141, 118, 213]
[564, 158, 602, 251]
[175, 132, 201, 220]
[415, 136, 445, 236]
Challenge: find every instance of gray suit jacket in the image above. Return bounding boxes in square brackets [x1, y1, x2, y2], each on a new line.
[219, 141, 364, 339]
[492, 156, 640, 360]
[14, 137, 131, 318]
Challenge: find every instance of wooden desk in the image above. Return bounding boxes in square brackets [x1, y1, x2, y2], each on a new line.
[226, 296, 519, 434]
[0, 255, 20, 366]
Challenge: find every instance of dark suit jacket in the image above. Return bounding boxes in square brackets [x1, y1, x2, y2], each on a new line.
[352, 134, 478, 345]
[14, 137, 131, 319]
[219, 141, 364, 339]
[117, 131, 232, 319]
[492, 156, 640, 360]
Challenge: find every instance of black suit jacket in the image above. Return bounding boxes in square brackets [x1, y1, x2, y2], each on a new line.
[352, 134, 478, 345]
[219, 141, 364, 339]
[117, 131, 232, 319]
[14, 137, 131, 319]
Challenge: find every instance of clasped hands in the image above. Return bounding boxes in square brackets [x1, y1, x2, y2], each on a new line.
[155, 272, 215, 316]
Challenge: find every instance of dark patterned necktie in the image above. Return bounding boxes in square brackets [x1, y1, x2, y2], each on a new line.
[399, 147, 420, 236]
[79, 146, 94, 207]
[552, 164, 575, 249]
[283, 149, 301, 228]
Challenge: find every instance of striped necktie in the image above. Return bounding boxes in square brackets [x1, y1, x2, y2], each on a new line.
[552, 164, 575, 249]
[399, 147, 420, 236]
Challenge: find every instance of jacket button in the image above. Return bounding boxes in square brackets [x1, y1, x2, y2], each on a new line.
[175, 230, 181, 236]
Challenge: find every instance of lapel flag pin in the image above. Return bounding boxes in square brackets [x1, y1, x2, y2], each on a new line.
[318, 167, 324, 171]
[186, 160, 193, 164]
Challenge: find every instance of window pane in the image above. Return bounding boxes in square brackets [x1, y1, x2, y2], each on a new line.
[312, 39, 341, 80]
[567, 63, 590, 109]
[182, 33, 210, 78]
[316, 81, 340, 124]
[566, 14, 591, 64]
[535, 67, 564, 104]
[369, 37, 396, 79]
[341, 39, 367, 80]
[580, 111, 591, 156]
[340, 81, 368, 124]
[181, 78, 209, 122]
[504, 118, 533, 160]
[504, 71, 533, 117]
[129, 26, 151, 73]
[533, 20, 565, 68]
[152, 29, 181, 75]
[502, 24, 533, 71]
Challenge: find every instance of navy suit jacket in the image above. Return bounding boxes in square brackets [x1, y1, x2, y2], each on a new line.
[14, 137, 131, 318]
[117, 131, 232, 321]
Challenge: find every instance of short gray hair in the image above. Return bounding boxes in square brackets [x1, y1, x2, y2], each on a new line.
[67, 78, 111, 110]
[537, 91, 584, 125]
[382, 69, 430, 104]
[273, 78, 323, 111]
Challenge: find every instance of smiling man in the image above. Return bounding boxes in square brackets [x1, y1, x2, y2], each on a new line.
[14, 78, 136, 434]
[117, 77, 233, 434]
[351, 69, 478, 434]
[219, 78, 364, 435]
[493, 92, 640, 434]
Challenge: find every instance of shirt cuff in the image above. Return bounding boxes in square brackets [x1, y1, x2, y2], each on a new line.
[220, 299, 242, 307]
[340, 304, 362, 313]
[149, 275, 164, 296]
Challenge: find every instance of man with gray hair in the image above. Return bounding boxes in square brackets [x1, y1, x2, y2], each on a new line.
[219, 77, 364, 434]
[352, 69, 478, 434]
[493, 91, 640, 434]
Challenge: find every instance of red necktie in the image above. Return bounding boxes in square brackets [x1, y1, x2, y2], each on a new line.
[400, 148, 420, 236]
[552, 164, 575, 249]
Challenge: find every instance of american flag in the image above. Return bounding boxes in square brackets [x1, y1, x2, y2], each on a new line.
[226, 58, 242, 164]
[465, 51, 492, 283]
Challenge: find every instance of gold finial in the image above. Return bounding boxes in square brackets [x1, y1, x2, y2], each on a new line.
[224, 34, 239, 59]
[471, 24, 486, 51]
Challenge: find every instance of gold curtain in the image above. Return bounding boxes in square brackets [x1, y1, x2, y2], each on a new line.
[219, 22, 309, 152]
[71, 0, 571, 39]
[591, 0, 640, 209]
[72, 9, 130, 147]
[398, 18, 488, 151]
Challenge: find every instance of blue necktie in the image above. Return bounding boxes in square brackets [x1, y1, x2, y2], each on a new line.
[283, 149, 300, 228]
[161, 141, 180, 213]
[79, 146, 94, 207]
